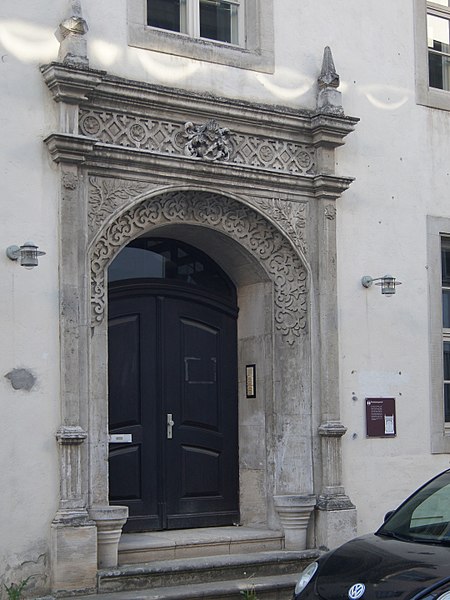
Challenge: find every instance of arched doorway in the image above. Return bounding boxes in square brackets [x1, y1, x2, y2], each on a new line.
[107, 237, 239, 532]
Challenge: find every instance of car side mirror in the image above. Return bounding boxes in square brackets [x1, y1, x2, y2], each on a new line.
[384, 510, 394, 522]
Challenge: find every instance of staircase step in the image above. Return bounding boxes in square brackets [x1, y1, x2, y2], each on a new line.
[98, 550, 318, 594]
[67, 572, 299, 599]
[119, 527, 284, 564]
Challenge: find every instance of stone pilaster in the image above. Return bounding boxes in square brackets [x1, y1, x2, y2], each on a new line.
[312, 48, 357, 549]
[51, 426, 97, 594]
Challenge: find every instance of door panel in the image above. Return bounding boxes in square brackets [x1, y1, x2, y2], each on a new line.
[108, 286, 238, 531]
[164, 298, 238, 529]
[108, 294, 161, 531]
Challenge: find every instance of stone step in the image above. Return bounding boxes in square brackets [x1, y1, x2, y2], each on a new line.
[66, 572, 299, 600]
[119, 527, 285, 565]
[98, 550, 318, 594]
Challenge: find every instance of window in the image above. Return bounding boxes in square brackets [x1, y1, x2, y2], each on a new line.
[128, 0, 274, 73]
[147, 0, 241, 45]
[414, 0, 450, 110]
[427, 1, 450, 91]
[427, 216, 450, 453]
[442, 239, 450, 422]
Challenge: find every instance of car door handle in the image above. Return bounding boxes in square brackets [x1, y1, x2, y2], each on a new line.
[167, 413, 175, 439]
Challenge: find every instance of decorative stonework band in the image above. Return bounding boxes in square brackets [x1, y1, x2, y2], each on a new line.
[79, 109, 316, 176]
[90, 190, 308, 344]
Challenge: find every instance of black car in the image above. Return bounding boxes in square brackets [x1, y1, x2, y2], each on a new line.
[293, 469, 450, 600]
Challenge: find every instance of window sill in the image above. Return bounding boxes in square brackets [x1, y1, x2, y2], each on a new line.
[416, 83, 450, 112]
[127, 0, 274, 73]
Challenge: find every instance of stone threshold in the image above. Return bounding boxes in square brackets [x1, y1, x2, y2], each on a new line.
[119, 526, 285, 565]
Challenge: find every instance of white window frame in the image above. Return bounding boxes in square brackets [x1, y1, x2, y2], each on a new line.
[128, 0, 274, 73]
[427, 216, 450, 453]
[414, 0, 450, 110]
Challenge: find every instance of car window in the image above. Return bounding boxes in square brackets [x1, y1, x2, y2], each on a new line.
[378, 471, 450, 543]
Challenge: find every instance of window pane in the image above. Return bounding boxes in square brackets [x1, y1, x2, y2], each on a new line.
[445, 383, 450, 422]
[428, 14, 450, 89]
[147, 0, 187, 32]
[430, 0, 450, 7]
[444, 342, 450, 379]
[443, 290, 450, 327]
[442, 245, 450, 284]
[200, 1, 238, 44]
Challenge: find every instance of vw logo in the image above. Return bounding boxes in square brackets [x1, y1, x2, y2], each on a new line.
[348, 583, 366, 600]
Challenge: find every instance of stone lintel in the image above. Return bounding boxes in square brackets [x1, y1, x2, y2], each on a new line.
[83, 145, 318, 195]
[44, 133, 97, 163]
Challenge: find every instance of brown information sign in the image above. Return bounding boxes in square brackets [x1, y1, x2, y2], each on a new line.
[366, 398, 396, 437]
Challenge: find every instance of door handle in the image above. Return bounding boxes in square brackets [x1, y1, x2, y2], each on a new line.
[167, 413, 175, 439]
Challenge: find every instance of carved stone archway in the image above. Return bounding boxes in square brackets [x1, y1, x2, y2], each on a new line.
[90, 190, 308, 343]
[86, 187, 314, 555]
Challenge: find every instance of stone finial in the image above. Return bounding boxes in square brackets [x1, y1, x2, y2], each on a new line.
[57, 0, 89, 67]
[318, 46, 340, 89]
[317, 46, 344, 115]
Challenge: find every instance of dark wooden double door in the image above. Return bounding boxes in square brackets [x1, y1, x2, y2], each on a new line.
[108, 283, 239, 531]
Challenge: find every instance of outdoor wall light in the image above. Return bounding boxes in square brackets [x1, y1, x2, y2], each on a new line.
[361, 274, 401, 296]
[6, 242, 46, 269]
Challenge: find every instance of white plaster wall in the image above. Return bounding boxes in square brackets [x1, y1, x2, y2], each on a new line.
[1, 0, 450, 587]
[0, 4, 61, 591]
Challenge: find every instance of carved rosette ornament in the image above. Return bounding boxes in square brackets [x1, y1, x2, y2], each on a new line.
[90, 191, 307, 344]
[184, 119, 231, 161]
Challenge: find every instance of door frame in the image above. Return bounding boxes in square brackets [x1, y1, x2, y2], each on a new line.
[87, 190, 314, 533]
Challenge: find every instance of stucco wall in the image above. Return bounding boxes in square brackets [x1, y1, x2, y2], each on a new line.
[1, 0, 450, 591]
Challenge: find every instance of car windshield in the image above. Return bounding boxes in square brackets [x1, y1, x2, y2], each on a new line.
[377, 470, 450, 545]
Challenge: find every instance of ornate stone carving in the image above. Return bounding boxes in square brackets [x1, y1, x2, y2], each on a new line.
[88, 177, 152, 235]
[79, 109, 316, 176]
[184, 119, 231, 161]
[90, 191, 307, 344]
[62, 172, 78, 190]
[249, 198, 308, 256]
[324, 204, 336, 220]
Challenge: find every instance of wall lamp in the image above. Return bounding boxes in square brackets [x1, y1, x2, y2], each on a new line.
[6, 242, 46, 269]
[361, 274, 401, 296]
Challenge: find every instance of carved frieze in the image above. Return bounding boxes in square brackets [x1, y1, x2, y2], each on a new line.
[90, 190, 307, 344]
[79, 108, 316, 176]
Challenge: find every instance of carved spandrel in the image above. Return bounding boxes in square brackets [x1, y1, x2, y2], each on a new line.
[248, 198, 308, 257]
[88, 177, 154, 237]
[89, 191, 308, 344]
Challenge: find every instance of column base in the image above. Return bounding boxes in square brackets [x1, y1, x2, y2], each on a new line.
[315, 505, 357, 551]
[51, 521, 97, 594]
[90, 505, 129, 568]
[274, 494, 316, 550]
